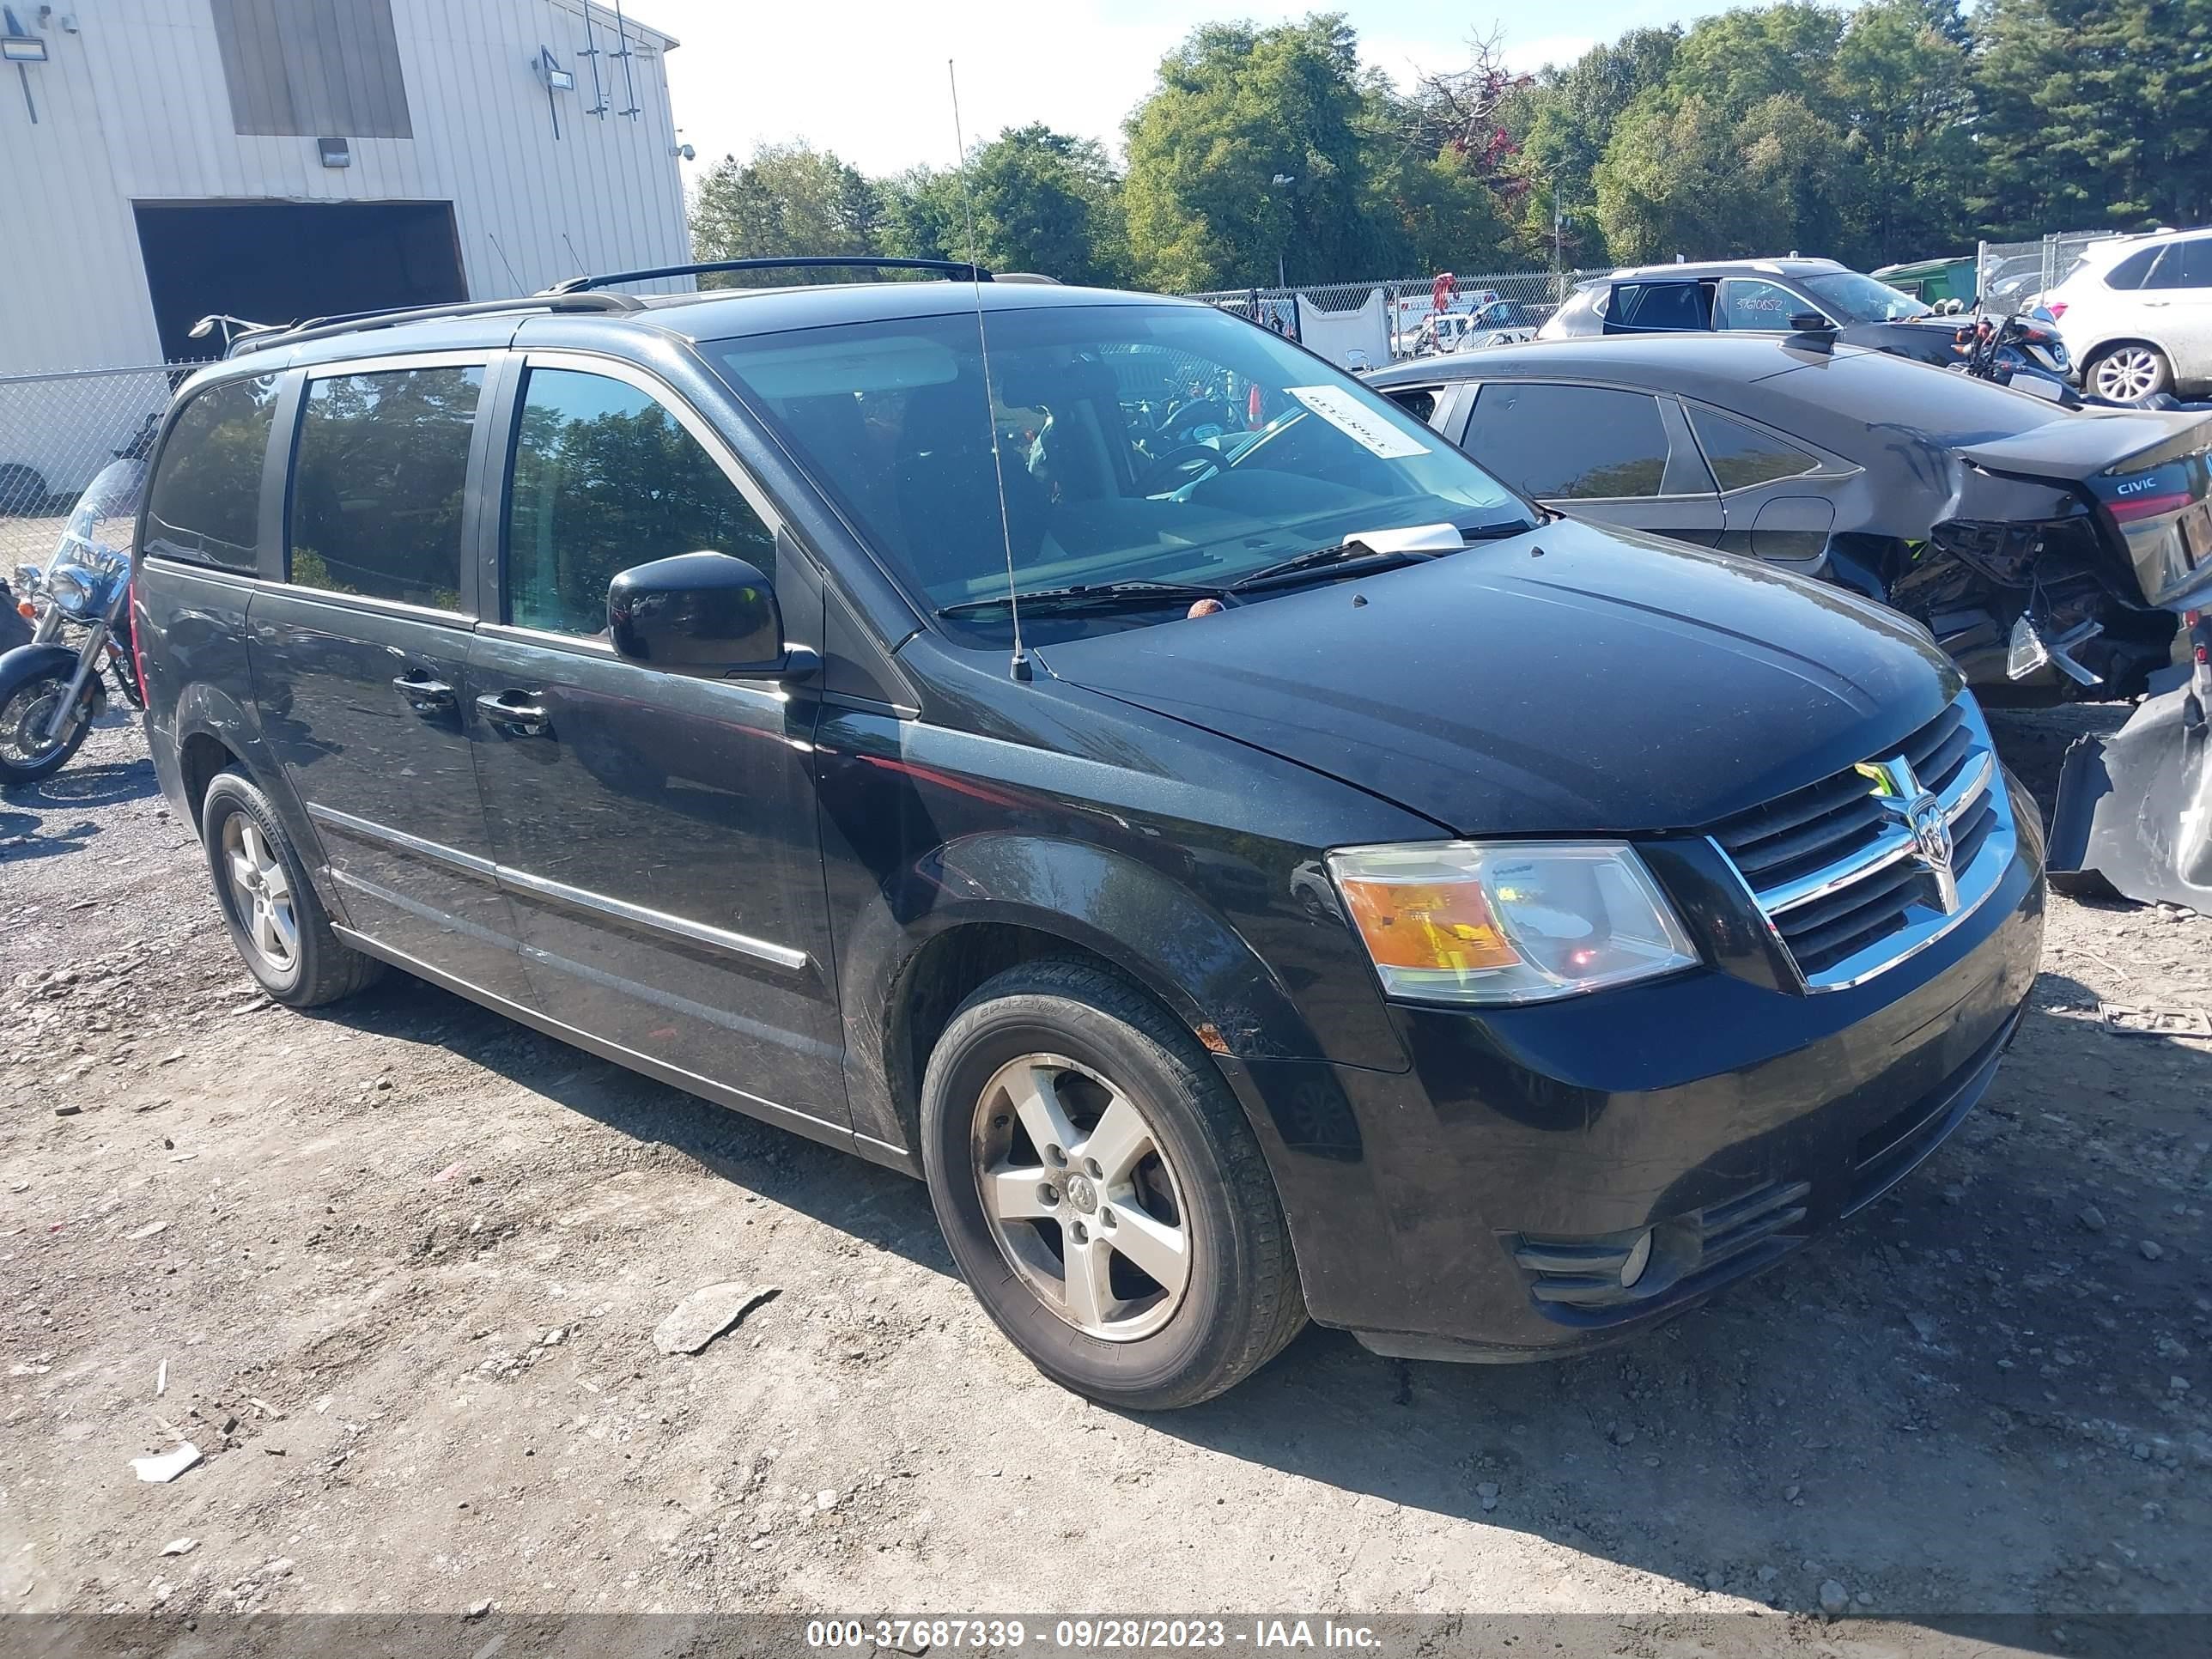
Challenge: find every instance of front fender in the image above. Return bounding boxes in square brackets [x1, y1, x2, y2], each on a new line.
[0, 641, 82, 690]
[835, 831, 1340, 1157]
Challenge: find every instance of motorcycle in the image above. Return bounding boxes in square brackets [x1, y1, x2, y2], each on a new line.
[0, 431, 151, 784]
[1950, 307, 2179, 410]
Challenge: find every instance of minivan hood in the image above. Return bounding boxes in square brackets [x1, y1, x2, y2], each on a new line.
[1034, 520, 1959, 836]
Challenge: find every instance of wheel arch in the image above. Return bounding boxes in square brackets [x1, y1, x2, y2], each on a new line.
[2081, 334, 2174, 379]
[168, 679, 343, 919]
[838, 833, 1329, 1161]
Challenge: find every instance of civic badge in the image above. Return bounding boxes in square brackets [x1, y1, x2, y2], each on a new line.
[1856, 755, 1960, 914]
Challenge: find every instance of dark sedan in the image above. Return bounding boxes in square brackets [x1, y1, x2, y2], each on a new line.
[1370, 334, 2212, 701]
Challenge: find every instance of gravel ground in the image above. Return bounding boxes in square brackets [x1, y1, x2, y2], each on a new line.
[1, 705, 2207, 1650]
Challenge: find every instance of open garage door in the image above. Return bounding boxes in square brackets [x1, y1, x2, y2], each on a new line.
[135, 201, 466, 361]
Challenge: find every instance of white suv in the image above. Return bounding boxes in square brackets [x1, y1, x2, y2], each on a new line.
[2044, 228, 2212, 400]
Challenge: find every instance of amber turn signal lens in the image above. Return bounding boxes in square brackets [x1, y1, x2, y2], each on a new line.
[1336, 877, 1522, 974]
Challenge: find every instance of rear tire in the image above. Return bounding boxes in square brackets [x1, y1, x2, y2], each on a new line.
[0, 665, 92, 786]
[2087, 343, 2171, 403]
[200, 767, 385, 1007]
[920, 959, 1306, 1408]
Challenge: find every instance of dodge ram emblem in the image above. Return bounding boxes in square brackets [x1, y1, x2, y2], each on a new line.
[1857, 755, 1961, 914]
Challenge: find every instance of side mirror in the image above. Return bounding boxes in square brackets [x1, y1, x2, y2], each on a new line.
[607, 551, 789, 676]
[1787, 312, 1835, 333]
[2029, 304, 2058, 325]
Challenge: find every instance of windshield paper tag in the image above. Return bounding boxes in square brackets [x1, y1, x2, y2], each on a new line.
[1287, 386, 1431, 459]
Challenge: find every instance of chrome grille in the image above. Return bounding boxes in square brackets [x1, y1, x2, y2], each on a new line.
[1711, 696, 2015, 991]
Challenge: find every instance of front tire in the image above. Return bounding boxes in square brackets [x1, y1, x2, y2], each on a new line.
[0, 665, 92, 785]
[920, 960, 1306, 1408]
[200, 767, 384, 1007]
[2087, 343, 2171, 403]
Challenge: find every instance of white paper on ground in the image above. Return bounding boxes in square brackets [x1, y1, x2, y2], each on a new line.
[131, 1443, 203, 1483]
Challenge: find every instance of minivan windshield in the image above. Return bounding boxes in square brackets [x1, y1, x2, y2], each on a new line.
[708, 302, 1530, 636]
[1799, 270, 1932, 324]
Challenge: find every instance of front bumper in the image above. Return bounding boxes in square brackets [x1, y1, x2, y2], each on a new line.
[1218, 783, 2047, 1361]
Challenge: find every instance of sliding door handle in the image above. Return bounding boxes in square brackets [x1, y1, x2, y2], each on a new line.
[392, 672, 455, 712]
[476, 690, 551, 736]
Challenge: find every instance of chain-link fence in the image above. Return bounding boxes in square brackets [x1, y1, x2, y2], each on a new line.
[1182, 267, 1612, 366]
[1975, 232, 2121, 314]
[0, 363, 205, 572]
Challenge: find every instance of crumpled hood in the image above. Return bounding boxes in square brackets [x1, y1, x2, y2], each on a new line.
[1035, 519, 1960, 836]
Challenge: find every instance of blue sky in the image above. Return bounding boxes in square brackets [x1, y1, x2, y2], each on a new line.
[641, 1, 1741, 181]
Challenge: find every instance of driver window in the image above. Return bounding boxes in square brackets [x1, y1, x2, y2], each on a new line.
[1716, 278, 1804, 330]
[504, 368, 774, 637]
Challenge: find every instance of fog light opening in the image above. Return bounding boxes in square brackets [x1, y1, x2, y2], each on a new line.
[1620, 1230, 1654, 1290]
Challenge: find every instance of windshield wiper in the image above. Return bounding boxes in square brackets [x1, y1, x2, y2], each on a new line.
[1227, 519, 1532, 592]
[937, 580, 1229, 618]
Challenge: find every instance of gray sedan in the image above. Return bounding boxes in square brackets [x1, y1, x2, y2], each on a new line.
[1369, 333, 2210, 702]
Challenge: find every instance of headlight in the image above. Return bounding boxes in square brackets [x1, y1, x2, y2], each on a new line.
[43, 562, 107, 619]
[1327, 840, 1699, 1005]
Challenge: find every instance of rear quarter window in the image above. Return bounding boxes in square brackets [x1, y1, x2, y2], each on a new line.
[1686, 407, 1823, 490]
[1383, 386, 1440, 423]
[143, 375, 280, 571]
[2104, 246, 2161, 290]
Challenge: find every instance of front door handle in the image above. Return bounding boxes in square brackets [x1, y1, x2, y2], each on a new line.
[476, 690, 551, 736]
[392, 672, 455, 713]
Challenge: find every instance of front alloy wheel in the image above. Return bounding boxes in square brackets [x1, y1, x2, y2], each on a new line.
[975, 1053, 1191, 1341]
[2090, 344, 2169, 402]
[920, 959, 1307, 1409]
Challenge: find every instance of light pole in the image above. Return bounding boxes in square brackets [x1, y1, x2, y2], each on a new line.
[1272, 173, 1296, 290]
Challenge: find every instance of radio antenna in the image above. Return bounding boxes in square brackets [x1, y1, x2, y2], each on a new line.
[949, 58, 1029, 681]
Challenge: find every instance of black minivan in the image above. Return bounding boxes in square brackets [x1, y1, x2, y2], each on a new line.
[131, 265, 2046, 1407]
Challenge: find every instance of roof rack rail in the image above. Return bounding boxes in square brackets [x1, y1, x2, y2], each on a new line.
[543, 256, 994, 293]
[222, 291, 646, 358]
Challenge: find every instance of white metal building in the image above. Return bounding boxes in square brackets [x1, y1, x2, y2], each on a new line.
[0, 0, 691, 378]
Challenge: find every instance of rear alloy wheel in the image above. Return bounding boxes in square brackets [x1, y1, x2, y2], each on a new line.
[920, 959, 1307, 1408]
[221, 811, 302, 980]
[2089, 343, 2171, 403]
[199, 767, 385, 1007]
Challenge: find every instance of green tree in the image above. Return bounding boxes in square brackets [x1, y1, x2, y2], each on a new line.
[1506, 27, 1681, 263]
[1592, 92, 1759, 263]
[878, 166, 966, 264]
[1122, 15, 1385, 290]
[689, 142, 884, 284]
[1833, 0, 1974, 262]
[1667, 3, 1846, 121]
[1972, 0, 2212, 234]
[1364, 141, 1512, 274]
[969, 126, 1127, 283]
[878, 127, 1127, 284]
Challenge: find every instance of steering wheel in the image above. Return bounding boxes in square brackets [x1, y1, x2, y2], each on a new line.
[1158, 399, 1233, 443]
[1138, 443, 1227, 496]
